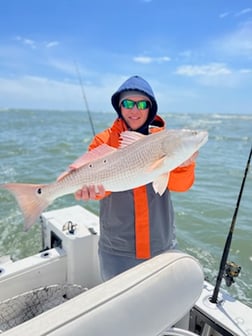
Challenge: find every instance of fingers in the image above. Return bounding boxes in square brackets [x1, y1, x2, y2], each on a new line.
[96, 184, 106, 196]
[75, 189, 83, 200]
[74, 184, 105, 201]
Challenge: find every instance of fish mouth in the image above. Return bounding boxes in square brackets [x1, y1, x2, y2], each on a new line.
[200, 131, 208, 146]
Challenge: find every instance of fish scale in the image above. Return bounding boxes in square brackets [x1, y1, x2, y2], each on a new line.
[58, 132, 167, 192]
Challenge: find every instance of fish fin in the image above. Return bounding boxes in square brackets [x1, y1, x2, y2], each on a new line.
[146, 156, 166, 172]
[152, 173, 170, 195]
[57, 170, 74, 182]
[69, 144, 116, 169]
[0, 183, 51, 231]
[57, 144, 117, 181]
[119, 131, 145, 148]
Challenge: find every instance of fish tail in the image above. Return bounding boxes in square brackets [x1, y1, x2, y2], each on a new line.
[0, 183, 51, 231]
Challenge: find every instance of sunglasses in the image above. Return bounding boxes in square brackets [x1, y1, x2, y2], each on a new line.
[121, 99, 150, 110]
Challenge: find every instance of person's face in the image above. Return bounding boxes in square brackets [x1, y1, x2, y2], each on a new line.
[120, 95, 150, 130]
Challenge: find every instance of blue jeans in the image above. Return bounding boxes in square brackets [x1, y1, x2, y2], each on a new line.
[98, 249, 147, 281]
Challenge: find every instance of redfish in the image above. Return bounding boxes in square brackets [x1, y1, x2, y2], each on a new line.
[0, 129, 208, 230]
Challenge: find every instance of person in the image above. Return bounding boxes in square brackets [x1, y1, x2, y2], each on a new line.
[75, 75, 197, 281]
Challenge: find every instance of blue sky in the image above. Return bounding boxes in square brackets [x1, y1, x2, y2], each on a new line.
[1, 0, 252, 114]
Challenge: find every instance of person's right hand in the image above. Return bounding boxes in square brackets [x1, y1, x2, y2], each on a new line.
[74, 184, 106, 201]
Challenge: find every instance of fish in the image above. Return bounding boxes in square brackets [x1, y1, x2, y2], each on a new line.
[0, 129, 208, 231]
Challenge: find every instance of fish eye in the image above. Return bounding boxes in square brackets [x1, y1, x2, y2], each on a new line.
[37, 188, 42, 194]
[103, 159, 107, 164]
[89, 164, 93, 168]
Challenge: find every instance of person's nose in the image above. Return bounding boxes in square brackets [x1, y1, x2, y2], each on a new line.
[132, 105, 139, 112]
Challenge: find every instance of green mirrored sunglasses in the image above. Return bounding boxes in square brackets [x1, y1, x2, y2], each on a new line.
[121, 99, 150, 110]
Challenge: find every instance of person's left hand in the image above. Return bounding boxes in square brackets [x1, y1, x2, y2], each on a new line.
[179, 151, 199, 167]
[75, 184, 106, 200]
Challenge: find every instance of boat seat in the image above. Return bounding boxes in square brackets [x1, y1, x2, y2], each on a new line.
[3, 251, 204, 336]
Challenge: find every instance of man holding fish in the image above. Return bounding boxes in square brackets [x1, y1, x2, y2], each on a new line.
[1, 75, 207, 281]
[75, 75, 202, 281]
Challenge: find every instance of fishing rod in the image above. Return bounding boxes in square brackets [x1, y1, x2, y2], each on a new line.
[74, 62, 96, 136]
[210, 145, 252, 304]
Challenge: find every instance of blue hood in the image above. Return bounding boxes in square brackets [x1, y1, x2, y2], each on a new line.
[111, 75, 158, 133]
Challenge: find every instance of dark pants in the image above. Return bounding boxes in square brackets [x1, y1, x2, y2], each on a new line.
[98, 249, 147, 281]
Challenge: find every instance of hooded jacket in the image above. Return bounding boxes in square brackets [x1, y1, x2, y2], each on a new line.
[89, 76, 195, 259]
[111, 75, 158, 134]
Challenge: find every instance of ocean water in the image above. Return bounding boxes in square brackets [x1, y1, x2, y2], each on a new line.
[0, 109, 252, 307]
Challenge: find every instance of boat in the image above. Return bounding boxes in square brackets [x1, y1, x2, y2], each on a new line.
[0, 204, 251, 336]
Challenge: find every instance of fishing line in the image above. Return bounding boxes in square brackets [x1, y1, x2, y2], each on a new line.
[74, 62, 96, 136]
[210, 145, 252, 304]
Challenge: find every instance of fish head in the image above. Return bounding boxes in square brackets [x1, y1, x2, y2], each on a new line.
[161, 129, 208, 168]
[179, 129, 208, 149]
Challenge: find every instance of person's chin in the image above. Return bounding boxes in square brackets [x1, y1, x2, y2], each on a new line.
[128, 120, 142, 130]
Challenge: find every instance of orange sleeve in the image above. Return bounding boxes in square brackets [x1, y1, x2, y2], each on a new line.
[88, 130, 111, 150]
[168, 162, 195, 192]
[94, 191, 111, 200]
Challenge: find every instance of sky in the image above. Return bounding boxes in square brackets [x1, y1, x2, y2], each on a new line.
[1, 0, 252, 115]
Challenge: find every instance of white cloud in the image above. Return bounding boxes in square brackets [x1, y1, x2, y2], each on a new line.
[239, 68, 252, 74]
[175, 63, 232, 77]
[133, 55, 171, 64]
[235, 8, 252, 17]
[158, 56, 171, 62]
[0, 76, 80, 109]
[210, 21, 252, 58]
[219, 12, 231, 19]
[0, 75, 115, 111]
[219, 8, 252, 19]
[23, 39, 36, 48]
[133, 56, 152, 64]
[175, 63, 252, 89]
[45, 41, 59, 48]
[15, 36, 60, 50]
[15, 36, 36, 49]
[48, 59, 77, 75]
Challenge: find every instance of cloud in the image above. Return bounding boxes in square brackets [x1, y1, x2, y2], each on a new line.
[15, 36, 36, 49]
[48, 59, 77, 75]
[0, 74, 115, 111]
[45, 41, 60, 48]
[239, 68, 252, 74]
[175, 63, 252, 89]
[219, 12, 231, 19]
[133, 56, 171, 64]
[219, 8, 252, 19]
[235, 8, 252, 17]
[0, 75, 79, 109]
[211, 21, 252, 58]
[15, 36, 60, 50]
[175, 63, 232, 77]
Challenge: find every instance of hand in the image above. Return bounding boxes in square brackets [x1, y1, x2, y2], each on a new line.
[179, 151, 199, 167]
[75, 184, 106, 201]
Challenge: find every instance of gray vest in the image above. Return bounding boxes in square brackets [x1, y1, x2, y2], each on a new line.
[98, 183, 177, 258]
